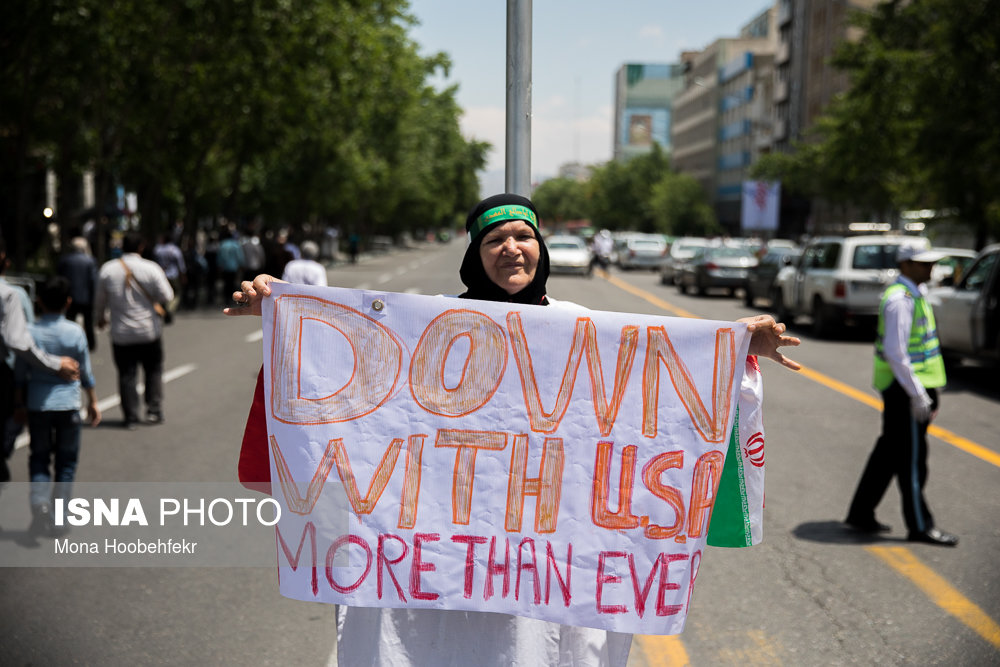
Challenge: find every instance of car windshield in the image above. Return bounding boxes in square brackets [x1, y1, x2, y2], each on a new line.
[631, 240, 663, 250]
[853, 244, 905, 270]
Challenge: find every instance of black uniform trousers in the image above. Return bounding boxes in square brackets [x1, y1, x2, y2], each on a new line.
[847, 380, 938, 534]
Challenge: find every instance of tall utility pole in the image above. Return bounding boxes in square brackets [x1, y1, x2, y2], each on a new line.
[505, 0, 532, 197]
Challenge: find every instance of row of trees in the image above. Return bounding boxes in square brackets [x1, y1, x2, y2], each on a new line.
[751, 0, 1000, 249]
[531, 146, 720, 238]
[1, 0, 488, 267]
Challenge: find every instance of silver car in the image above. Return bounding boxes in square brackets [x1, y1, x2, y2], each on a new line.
[928, 244, 1000, 366]
[660, 237, 710, 285]
[616, 234, 667, 270]
[676, 246, 758, 297]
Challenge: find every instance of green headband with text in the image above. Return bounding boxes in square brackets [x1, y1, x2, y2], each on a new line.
[470, 204, 538, 238]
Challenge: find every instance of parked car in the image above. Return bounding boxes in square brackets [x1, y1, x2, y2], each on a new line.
[616, 234, 667, 270]
[771, 235, 930, 337]
[659, 237, 710, 285]
[546, 235, 593, 276]
[928, 244, 1000, 367]
[743, 246, 801, 307]
[927, 247, 977, 287]
[676, 245, 758, 297]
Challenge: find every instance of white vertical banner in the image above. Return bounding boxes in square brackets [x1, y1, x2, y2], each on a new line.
[741, 181, 780, 232]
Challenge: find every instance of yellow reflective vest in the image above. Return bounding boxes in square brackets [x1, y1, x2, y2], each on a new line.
[873, 281, 947, 391]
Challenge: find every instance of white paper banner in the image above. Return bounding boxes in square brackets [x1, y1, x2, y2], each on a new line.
[261, 283, 752, 635]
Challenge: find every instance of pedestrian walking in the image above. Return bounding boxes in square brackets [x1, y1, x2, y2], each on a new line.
[845, 244, 958, 546]
[280, 240, 327, 286]
[591, 229, 613, 271]
[0, 239, 79, 482]
[56, 236, 99, 351]
[153, 233, 186, 317]
[240, 227, 266, 284]
[225, 193, 802, 667]
[216, 227, 245, 306]
[15, 276, 100, 534]
[180, 235, 208, 310]
[347, 233, 359, 264]
[95, 232, 173, 428]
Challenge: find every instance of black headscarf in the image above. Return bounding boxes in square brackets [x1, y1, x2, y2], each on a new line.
[458, 193, 550, 305]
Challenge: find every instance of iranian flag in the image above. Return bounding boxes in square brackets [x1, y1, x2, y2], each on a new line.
[708, 357, 766, 547]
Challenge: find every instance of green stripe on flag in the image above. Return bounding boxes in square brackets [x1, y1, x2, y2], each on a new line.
[707, 406, 753, 547]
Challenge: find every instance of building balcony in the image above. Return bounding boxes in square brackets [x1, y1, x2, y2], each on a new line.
[774, 79, 789, 103]
[773, 119, 787, 141]
[778, 0, 792, 25]
[776, 42, 790, 65]
[755, 130, 773, 151]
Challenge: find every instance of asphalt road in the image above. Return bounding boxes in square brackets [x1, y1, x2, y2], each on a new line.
[2, 239, 997, 666]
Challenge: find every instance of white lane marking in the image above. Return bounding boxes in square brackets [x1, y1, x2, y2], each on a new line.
[13, 363, 198, 450]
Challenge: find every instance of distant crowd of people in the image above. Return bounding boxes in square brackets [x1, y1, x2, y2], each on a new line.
[0, 219, 339, 537]
[137, 222, 336, 313]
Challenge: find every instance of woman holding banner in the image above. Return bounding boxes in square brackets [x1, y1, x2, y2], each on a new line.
[225, 193, 801, 666]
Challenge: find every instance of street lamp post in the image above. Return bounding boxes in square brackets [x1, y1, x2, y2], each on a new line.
[505, 0, 532, 197]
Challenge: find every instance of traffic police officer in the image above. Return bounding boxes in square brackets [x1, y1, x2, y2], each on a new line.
[845, 244, 958, 545]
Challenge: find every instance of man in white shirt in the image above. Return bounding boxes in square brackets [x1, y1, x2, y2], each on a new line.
[280, 241, 328, 286]
[95, 233, 174, 428]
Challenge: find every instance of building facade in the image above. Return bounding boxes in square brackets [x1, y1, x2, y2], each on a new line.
[773, 0, 880, 234]
[612, 63, 686, 163]
[670, 6, 776, 234]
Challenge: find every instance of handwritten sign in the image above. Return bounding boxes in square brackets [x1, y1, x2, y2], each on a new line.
[261, 282, 754, 635]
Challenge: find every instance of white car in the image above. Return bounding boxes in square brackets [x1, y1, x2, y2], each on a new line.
[772, 235, 931, 337]
[546, 235, 593, 276]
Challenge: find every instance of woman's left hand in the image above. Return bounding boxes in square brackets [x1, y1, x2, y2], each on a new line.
[740, 314, 801, 371]
[223, 274, 284, 317]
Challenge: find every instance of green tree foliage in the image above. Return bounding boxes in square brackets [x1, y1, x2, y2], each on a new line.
[586, 145, 671, 232]
[531, 177, 588, 224]
[649, 172, 720, 237]
[0, 0, 488, 265]
[750, 0, 1000, 247]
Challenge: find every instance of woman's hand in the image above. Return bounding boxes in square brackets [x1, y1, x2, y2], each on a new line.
[223, 274, 286, 317]
[740, 314, 802, 371]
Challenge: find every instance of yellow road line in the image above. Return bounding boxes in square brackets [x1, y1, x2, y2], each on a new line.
[868, 546, 1000, 650]
[603, 274, 700, 319]
[794, 366, 884, 410]
[927, 425, 1000, 468]
[634, 635, 690, 667]
[601, 273, 1000, 469]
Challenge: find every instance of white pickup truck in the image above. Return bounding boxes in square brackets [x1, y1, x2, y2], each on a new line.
[771, 235, 929, 337]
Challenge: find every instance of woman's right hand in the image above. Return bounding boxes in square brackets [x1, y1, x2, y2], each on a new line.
[223, 274, 286, 317]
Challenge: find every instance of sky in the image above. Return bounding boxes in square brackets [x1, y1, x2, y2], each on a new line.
[407, 0, 773, 193]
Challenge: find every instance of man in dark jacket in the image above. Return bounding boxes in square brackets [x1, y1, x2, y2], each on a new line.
[56, 237, 99, 351]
